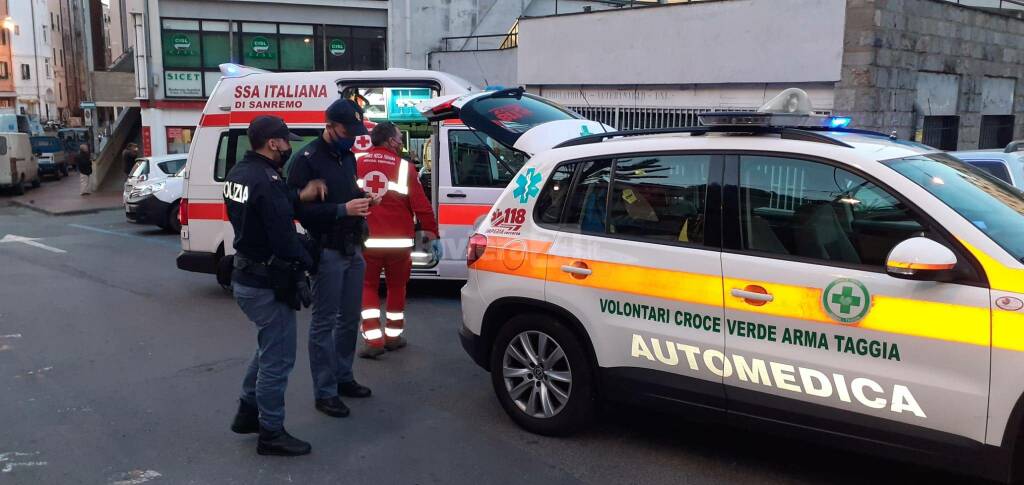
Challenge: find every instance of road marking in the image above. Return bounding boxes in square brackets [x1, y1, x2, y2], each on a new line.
[16, 366, 53, 378]
[0, 235, 66, 254]
[68, 224, 180, 249]
[0, 452, 47, 474]
[0, 334, 21, 339]
[111, 469, 162, 485]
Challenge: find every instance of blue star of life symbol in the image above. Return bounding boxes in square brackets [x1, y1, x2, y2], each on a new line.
[513, 167, 542, 204]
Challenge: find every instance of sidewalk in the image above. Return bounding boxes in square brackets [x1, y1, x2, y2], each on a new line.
[8, 173, 123, 215]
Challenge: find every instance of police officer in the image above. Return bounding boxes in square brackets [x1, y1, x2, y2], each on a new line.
[288, 99, 377, 419]
[227, 115, 327, 456]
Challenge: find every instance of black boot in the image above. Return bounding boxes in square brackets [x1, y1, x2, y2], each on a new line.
[338, 380, 372, 398]
[257, 427, 312, 456]
[314, 396, 350, 418]
[230, 399, 259, 434]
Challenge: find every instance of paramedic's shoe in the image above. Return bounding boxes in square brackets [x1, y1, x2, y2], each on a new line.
[230, 399, 259, 434]
[358, 344, 387, 359]
[339, 380, 372, 398]
[385, 336, 407, 351]
[257, 428, 311, 456]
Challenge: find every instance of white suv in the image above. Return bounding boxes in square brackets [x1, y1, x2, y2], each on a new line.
[456, 89, 1024, 482]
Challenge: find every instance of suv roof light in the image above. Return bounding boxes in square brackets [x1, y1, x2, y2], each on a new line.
[698, 88, 852, 130]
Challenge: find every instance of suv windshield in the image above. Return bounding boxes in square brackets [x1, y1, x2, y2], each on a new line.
[886, 153, 1024, 261]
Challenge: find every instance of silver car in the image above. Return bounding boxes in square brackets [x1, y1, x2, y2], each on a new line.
[951, 141, 1024, 188]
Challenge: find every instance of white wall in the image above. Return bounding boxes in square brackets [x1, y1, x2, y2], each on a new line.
[140, 106, 199, 156]
[517, 0, 847, 86]
[429, 49, 517, 89]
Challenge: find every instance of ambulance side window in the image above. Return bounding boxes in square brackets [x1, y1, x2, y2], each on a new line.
[561, 159, 613, 234]
[448, 130, 526, 188]
[214, 131, 249, 182]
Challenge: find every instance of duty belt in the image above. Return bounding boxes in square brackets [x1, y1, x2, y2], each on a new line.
[233, 252, 269, 277]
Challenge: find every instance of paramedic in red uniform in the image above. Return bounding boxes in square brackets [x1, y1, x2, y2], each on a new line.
[356, 122, 438, 358]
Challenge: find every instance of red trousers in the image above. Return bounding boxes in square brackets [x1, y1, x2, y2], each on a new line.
[360, 249, 412, 348]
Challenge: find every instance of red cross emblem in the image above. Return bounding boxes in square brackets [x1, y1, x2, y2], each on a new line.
[354, 135, 372, 152]
[363, 170, 389, 198]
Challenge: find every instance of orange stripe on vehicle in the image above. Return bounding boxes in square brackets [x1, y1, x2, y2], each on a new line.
[473, 238, 994, 349]
[886, 261, 955, 271]
[439, 204, 492, 226]
[469, 236, 550, 280]
[188, 202, 227, 221]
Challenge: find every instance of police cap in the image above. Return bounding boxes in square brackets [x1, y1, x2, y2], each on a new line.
[325, 99, 369, 137]
[248, 115, 301, 147]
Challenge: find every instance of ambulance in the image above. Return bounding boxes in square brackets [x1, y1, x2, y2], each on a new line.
[448, 88, 1024, 482]
[177, 64, 595, 286]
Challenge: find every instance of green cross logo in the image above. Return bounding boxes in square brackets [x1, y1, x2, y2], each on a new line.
[822, 278, 871, 324]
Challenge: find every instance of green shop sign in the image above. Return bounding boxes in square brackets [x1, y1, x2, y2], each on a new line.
[166, 33, 197, 56]
[329, 38, 347, 56]
[249, 36, 274, 58]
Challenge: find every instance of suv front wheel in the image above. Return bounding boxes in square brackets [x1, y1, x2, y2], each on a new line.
[490, 313, 595, 436]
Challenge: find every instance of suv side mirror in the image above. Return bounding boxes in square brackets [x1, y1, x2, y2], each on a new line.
[886, 237, 957, 281]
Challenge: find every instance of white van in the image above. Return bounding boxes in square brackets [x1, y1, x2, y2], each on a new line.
[178, 64, 525, 286]
[0, 133, 40, 195]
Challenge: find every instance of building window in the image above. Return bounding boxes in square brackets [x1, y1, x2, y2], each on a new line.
[279, 24, 315, 71]
[14, 25, 19, 35]
[980, 115, 1015, 150]
[1, 30, 7, 45]
[166, 126, 196, 155]
[20, 64, 30, 80]
[0, 62, 8, 80]
[241, 22, 280, 70]
[922, 116, 959, 151]
[44, 58, 50, 79]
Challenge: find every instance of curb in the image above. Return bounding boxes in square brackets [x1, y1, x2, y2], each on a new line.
[8, 199, 123, 216]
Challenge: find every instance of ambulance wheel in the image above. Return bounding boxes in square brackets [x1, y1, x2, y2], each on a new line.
[166, 201, 181, 234]
[490, 313, 595, 436]
[216, 254, 234, 293]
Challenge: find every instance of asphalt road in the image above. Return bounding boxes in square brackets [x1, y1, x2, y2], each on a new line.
[0, 206, 990, 484]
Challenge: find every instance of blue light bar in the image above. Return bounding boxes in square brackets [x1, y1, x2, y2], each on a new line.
[829, 117, 852, 129]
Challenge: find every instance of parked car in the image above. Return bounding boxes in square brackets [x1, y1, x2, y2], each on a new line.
[950, 141, 1024, 188]
[31, 135, 69, 179]
[124, 154, 187, 232]
[0, 132, 40, 195]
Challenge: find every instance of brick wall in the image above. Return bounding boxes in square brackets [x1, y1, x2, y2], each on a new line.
[836, 0, 1024, 149]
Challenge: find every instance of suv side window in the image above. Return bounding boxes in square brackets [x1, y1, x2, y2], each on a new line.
[965, 160, 1012, 185]
[737, 155, 926, 267]
[561, 159, 613, 234]
[535, 163, 578, 226]
[608, 155, 710, 245]
[448, 130, 526, 188]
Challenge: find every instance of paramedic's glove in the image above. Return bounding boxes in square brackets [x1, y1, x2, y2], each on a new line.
[430, 239, 443, 260]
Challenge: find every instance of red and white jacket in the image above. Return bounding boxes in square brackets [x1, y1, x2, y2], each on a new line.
[356, 145, 438, 249]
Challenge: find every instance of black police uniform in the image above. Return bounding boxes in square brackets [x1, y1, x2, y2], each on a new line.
[225, 148, 312, 456]
[287, 132, 371, 404]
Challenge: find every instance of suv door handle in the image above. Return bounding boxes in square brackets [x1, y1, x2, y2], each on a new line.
[561, 263, 592, 277]
[730, 287, 773, 303]
[445, 193, 467, 198]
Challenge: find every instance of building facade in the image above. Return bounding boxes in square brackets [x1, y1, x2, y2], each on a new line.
[10, 0, 57, 123]
[0, 1, 16, 113]
[431, 0, 1023, 151]
[129, 0, 388, 156]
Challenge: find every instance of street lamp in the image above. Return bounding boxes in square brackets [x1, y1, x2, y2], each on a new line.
[2, 16, 15, 31]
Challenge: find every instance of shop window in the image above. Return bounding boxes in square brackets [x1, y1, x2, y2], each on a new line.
[241, 22, 279, 70]
[351, 27, 386, 70]
[166, 126, 195, 155]
[279, 24, 315, 71]
[161, 19, 201, 69]
[922, 116, 959, 151]
[980, 115, 1015, 150]
[201, 21, 232, 69]
[324, 26, 353, 71]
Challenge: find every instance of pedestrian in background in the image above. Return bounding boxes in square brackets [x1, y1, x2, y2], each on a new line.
[356, 122, 439, 358]
[76, 144, 93, 196]
[225, 115, 327, 456]
[122, 142, 139, 176]
[288, 98, 378, 419]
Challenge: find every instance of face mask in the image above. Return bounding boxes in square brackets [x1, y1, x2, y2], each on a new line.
[330, 125, 356, 152]
[278, 147, 293, 164]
